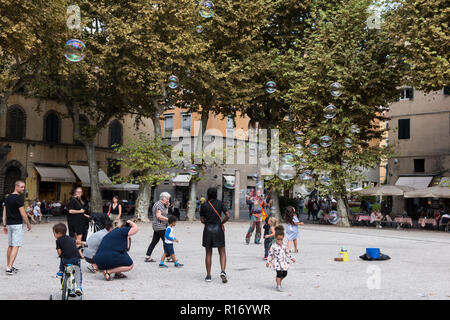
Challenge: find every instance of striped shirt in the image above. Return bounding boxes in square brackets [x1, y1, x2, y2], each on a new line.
[152, 200, 168, 231]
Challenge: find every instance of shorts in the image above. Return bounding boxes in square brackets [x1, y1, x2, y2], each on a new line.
[7, 224, 24, 247]
[163, 243, 174, 256]
[276, 270, 288, 279]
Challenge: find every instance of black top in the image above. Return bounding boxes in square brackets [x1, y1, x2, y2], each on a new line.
[110, 203, 121, 215]
[263, 222, 271, 236]
[200, 199, 227, 225]
[5, 194, 24, 225]
[56, 235, 80, 259]
[68, 197, 85, 216]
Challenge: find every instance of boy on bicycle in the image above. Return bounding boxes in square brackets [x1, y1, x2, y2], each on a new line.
[53, 223, 83, 296]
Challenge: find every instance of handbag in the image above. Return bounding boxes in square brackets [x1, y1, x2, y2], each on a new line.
[208, 200, 225, 232]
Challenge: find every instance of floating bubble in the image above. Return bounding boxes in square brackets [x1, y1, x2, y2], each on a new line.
[64, 39, 85, 62]
[298, 157, 307, 169]
[300, 170, 312, 181]
[295, 131, 304, 141]
[281, 153, 295, 166]
[256, 182, 264, 191]
[320, 136, 332, 148]
[266, 81, 277, 94]
[168, 75, 179, 89]
[344, 138, 352, 148]
[278, 164, 296, 181]
[310, 144, 320, 156]
[351, 124, 360, 134]
[250, 173, 258, 181]
[295, 144, 304, 157]
[196, 25, 203, 33]
[190, 164, 198, 175]
[263, 174, 274, 181]
[330, 82, 342, 97]
[324, 104, 338, 119]
[199, 1, 215, 19]
[224, 178, 235, 189]
[320, 175, 331, 186]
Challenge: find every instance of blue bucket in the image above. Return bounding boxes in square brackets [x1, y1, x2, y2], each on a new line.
[366, 248, 380, 259]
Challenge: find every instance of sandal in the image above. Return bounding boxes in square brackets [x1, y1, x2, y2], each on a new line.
[145, 257, 155, 263]
[114, 273, 127, 279]
[104, 271, 113, 281]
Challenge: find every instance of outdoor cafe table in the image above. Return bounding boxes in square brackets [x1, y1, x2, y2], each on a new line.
[356, 215, 371, 222]
[418, 218, 437, 228]
[394, 217, 413, 227]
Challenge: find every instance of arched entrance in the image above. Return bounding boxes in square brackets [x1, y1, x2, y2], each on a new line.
[1, 160, 27, 197]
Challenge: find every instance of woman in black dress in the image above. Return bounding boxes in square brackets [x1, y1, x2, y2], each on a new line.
[199, 187, 230, 283]
[107, 196, 122, 220]
[68, 187, 89, 257]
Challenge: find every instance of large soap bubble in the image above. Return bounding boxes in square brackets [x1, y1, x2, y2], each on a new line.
[324, 104, 338, 119]
[320, 136, 332, 148]
[266, 81, 277, 93]
[278, 164, 296, 181]
[64, 39, 86, 62]
[330, 82, 342, 97]
[309, 144, 320, 156]
[199, 1, 215, 18]
[168, 75, 179, 89]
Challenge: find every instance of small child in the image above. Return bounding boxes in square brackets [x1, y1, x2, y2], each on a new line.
[159, 216, 184, 268]
[266, 225, 295, 292]
[285, 206, 304, 253]
[53, 223, 83, 296]
[263, 217, 277, 260]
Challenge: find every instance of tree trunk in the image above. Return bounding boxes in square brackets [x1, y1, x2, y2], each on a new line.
[84, 140, 103, 213]
[186, 179, 197, 221]
[336, 194, 351, 227]
[271, 190, 282, 221]
[134, 182, 151, 222]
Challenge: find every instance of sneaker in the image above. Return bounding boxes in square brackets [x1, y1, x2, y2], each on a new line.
[205, 275, 212, 282]
[75, 287, 83, 296]
[69, 289, 77, 297]
[276, 285, 283, 292]
[159, 263, 169, 268]
[5, 269, 13, 276]
[56, 272, 63, 278]
[245, 239, 250, 245]
[11, 267, 19, 273]
[263, 256, 268, 260]
[174, 262, 184, 268]
[220, 271, 228, 283]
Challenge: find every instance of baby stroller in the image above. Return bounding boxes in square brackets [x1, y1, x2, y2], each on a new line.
[86, 212, 109, 240]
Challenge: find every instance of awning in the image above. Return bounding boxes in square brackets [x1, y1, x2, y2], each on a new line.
[70, 165, 112, 187]
[35, 166, 76, 183]
[395, 176, 433, 190]
[172, 174, 191, 187]
[223, 175, 235, 189]
[357, 184, 415, 196]
[404, 186, 450, 199]
[104, 183, 140, 191]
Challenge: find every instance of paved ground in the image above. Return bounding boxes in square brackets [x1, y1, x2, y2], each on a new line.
[1, 218, 449, 300]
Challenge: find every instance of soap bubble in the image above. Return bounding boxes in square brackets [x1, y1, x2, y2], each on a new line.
[199, 1, 215, 18]
[224, 178, 235, 189]
[168, 75, 179, 89]
[324, 104, 338, 119]
[295, 131, 304, 141]
[190, 164, 198, 175]
[281, 153, 295, 166]
[64, 39, 85, 62]
[250, 173, 258, 181]
[298, 157, 307, 169]
[284, 115, 292, 122]
[278, 164, 296, 181]
[320, 175, 331, 186]
[295, 144, 304, 157]
[266, 81, 277, 93]
[196, 25, 203, 33]
[351, 124, 360, 134]
[320, 136, 332, 148]
[330, 82, 342, 97]
[344, 138, 352, 148]
[310, 144, 320, 156]
[300, 170, 312, 181]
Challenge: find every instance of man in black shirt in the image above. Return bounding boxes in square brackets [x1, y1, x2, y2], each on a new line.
[2, 180, 32, 275]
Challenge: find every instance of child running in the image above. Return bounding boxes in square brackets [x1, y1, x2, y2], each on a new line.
[159, 216, 184, 268]
[263, 216, 277, 260]
[285, 206, 304, 253]
[53, 223, 83, 296]
[266, 225, 295, 292]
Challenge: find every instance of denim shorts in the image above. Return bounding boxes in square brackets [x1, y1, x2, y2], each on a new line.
[7, 224, 24, 247]
[163, 243, 174, 256]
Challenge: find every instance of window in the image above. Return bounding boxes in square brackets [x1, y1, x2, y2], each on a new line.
[227, 117, 234, 129]
[109, 120, 123, 147]
[399, 88, 414, 101]
[398, 119, 410, 139]
[44, 111, 60, 143]
[107, 159, 121, 177]
[163, 115, 174, 138]
[414, 159, 425, 173]
[181, 113, 191, 134]
[6, 105, 26, 139]
[444, 86, 450, 95]
[362, 181, 369, 188]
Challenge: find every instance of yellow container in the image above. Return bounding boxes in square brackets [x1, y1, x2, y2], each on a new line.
[340, 247, 349, 262]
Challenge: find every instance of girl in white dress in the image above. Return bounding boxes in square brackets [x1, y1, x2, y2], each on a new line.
[266, 226, 296, 292]
[285, 206, 304, 253]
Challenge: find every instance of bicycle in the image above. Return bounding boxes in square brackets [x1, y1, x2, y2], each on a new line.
[49, 264, 82, 300]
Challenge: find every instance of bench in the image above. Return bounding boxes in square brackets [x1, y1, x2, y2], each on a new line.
[42, 214, 52, 223]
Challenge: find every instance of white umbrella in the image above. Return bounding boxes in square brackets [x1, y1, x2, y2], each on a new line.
[404, 186, 450, 198]
[357, 185, 415, 196]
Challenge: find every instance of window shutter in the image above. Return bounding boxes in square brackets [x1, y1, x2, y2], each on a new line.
[409, 88, 414, 100]
[398, 119, 410, 139]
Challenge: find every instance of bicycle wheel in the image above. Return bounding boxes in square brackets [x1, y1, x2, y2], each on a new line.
[61, 274, 70, 300]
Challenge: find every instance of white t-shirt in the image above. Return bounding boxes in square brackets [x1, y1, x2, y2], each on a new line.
[33, 205, 41, 216]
